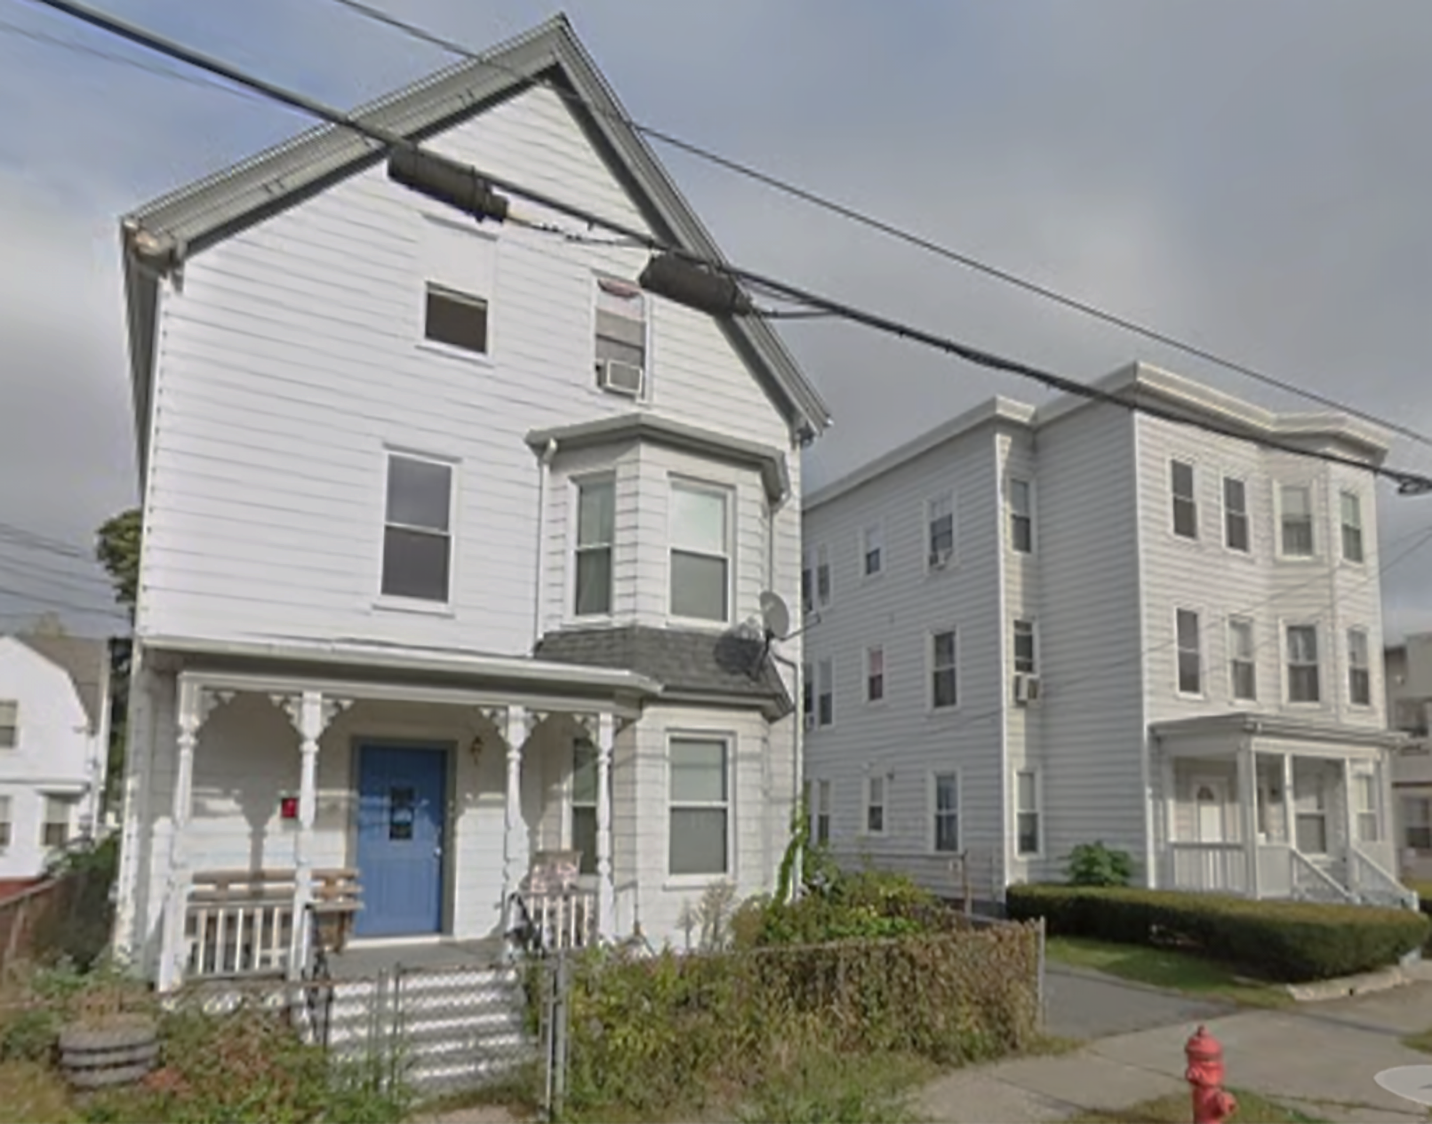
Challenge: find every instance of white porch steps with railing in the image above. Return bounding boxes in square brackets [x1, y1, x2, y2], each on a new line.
[1168, 842, 1418, 910]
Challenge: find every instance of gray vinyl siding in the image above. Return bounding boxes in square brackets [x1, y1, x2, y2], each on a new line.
[1033, 405, 1148, 881]
[802, 426, 1006, 901]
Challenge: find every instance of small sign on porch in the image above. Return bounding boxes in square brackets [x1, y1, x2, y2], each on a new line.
[278, 792, 298, 821]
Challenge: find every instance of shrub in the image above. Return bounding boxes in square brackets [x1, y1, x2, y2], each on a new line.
[1008, 884, 1431, 982]
[1065, 842, 1136, 887]
[735, 1048, 930, 1124]
[33, 837, 120, 972]
[732, 865, 955, 948]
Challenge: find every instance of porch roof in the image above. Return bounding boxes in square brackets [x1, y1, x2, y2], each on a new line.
[1152, 711, 1407, 751]
[145, 632, 660, 715]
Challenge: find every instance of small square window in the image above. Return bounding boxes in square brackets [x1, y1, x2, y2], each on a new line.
[424, 285, 488, 354]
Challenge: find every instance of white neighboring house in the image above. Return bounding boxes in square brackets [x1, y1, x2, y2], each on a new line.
[110, 17, 830, 992]
[1385, 635, 1432, 882]
[0, 631, 111, 880]
[801, 361, 1416, 912]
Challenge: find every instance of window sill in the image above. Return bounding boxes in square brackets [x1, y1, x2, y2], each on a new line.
[663, 873, 731, 891]
[665, 616, 736, 633]
[373, 596, 456, 618]
[417, 340, 494, 367]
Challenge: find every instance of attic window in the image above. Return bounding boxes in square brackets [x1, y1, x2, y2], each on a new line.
[425, 284, 488, 354]
[595, 277, 646, 390]
[0, 701, 15, 750]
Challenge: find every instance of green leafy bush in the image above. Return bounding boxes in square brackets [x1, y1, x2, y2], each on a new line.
[732, 864, 954, 948]
[1007, 884, 1431, 982]
[1065, 841, 1136, 887]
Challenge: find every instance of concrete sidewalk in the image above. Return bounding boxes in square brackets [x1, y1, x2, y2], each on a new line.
[919, 980, 1432, 1123]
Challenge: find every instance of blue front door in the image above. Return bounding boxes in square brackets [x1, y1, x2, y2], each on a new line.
[355, 745, 447, 937]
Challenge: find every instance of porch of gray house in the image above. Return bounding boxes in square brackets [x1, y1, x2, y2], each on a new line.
[1155, 723, 1416, 910]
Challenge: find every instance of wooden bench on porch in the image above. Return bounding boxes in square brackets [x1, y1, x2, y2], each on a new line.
[185, 868, 362, 979]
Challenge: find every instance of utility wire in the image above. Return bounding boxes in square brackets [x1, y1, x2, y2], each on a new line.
[0, 520, 93, 561]
[27, 0, 1432, 495]
[0, 582, 129, 623]
[315, 0, 1432, 457]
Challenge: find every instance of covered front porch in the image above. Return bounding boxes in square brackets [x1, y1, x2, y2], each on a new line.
[123, 643, 658, 992]
[1153, 713, 1416, 909]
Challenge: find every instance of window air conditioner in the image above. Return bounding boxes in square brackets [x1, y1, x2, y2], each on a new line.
[1013, 674, 1043, 705]
[804, 713, 816, 732]
[597, 358, 644, 397]
[928, 548, 952, 569]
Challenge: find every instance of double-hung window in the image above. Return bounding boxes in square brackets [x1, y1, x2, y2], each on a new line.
[1354, 774, 1379, 843]
[816, 544, 831, 606]
[1287, 624, 1321, 703]
[573, 477, 614, 616]
[801, 550, 814, 614]
[927, 491, 955, 567]
[931, 630, 958, 709]
[570, 738, 598, 875]
[668, 738, 728, 876]
[42, 796, 72, 850]
[1016, 770, 1041, 856]
[421, 218, 494, 356]
[1171, 460, 1197, 539]
[669, 481, 729, 621]
[1013, 620, 1036, 675]
[817, 659, 834, 726]
[382, 453, 453, 602]
[862, 524, 883, 577]
[805, 779, 832, 845]
[932, 772, 959, 852]
[1176, 609, 1202, 695]
[801, 662, 813, 721]
[1404, 796, 1432, 851]
[865, 646, 885, 703]
[1223, 477, 1249, 553]
[1009, 478, 1033, 553]
[1341, 492, 1365, 563]
[1228, 618, 1256, 701]
[594, 277, 646, 387]
[1347, 628, 1372, 706]
[0, 701, 15, 749]
[864, 775, 886, 834]
[1280, 484, 1315, 557]
[0, 796, 10, 848]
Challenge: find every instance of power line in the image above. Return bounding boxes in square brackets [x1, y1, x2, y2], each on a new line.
[316, 0, 1432, 457]
[0, 582, 129, 623]
[29, 0, 1432, 495]
[0, 520, 93, 561]
[0, 556, 115, 599]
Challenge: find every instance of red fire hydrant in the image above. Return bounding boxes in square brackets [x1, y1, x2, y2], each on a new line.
[1185, 1025, 1237, 1124]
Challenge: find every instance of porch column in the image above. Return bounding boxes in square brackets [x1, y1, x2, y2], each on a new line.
[596, 711, 615, 939]
[1238, 740, 1260, 898]
[1342, 757, 1357, 888]
[501, 706, 527, 929]
[1281, 754, 1295, 847]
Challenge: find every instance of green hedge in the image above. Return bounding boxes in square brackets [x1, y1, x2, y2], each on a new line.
[1410, 881, 1432, 947]
[1007, 884, 1430, 983]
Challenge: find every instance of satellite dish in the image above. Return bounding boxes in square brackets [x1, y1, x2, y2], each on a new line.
[759, 591, 791, 640]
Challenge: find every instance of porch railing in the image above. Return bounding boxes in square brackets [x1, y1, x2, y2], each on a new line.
[1168, 842, 1249, 894]
[1256, 844, 1293, 897]
[1289, 850, 1355, 904]
[520, 888, 597, 952]
[1348, 844, 1420, 910]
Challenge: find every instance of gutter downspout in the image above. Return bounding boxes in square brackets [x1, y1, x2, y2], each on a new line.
[532, 438, 558, 650]
[791, 653, 803, 902]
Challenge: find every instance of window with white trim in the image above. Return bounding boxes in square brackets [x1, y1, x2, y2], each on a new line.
[1223, 477, 1249, 553]
[1294, 770, 1328, 853]
[801, 549, 814, 614]
[1171, 460, 1197, 539]
[421, 216, 494, 357]
[594, 276, 646, 384]
[1228, 617, 1256, 701]
[1176, 609, 1202, 695]
[669, 481, 729, 621]
[862, 523, 883, 577]
[1013, 620, 1036, 675]
[932, 772, 959, 852]
[1396, 699, 1429, 737]
[865, 645, 885, 703]
[931, 630, 958, 709]
[1286, 624, 1321, 703]
[815, 544, 831, 606]
[1348, 628, 1372, 707]
[668, 737, 728, 876]
[1404, 796, 1432, 851]
[1354, 773, 1379, 843]
[424, 285, 488, 354]
[817, 658, 834, 727]
[927, 491, 955, 567]
[864, 774, 886, 835]
[570, 737, 598, 875]
[801, 661, 813, 722]
[1009, 478, 1033, 554]
[1016, 769, 1041, 856]
[0, 796, 10, 849]
[0, 701, 15, 750]
[42, 795, 72, 850]
[804, 778, 831, 845]
[1340, 491, 1365, 563]
[382, 453, 453, 602]
[1280, 484, 1315, 557]
[573, 477, 614, 616]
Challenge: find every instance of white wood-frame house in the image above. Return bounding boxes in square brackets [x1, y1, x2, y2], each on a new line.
[801, 363, 1416, 913]
[110, 16, 830, 993]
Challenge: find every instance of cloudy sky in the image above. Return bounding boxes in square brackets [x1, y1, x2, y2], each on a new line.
[2, 0, 1431, 642]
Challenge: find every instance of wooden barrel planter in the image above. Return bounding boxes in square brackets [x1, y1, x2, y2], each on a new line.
[58, 1016, 160, 1090]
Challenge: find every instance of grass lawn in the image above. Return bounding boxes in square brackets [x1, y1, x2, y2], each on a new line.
[1046, 936, 1291, 1008]
[1065, 1088, 1327, 1123]
[1403, 1026, 1432, 1054]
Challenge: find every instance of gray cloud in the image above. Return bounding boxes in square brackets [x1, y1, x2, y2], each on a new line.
[1, 1, 1430, 640]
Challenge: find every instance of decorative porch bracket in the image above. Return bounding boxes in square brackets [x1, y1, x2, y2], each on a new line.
[157, 679, 233, 993]
[271, 690, 352, 979]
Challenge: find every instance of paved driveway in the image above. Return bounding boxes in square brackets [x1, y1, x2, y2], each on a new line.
[1043, 964, 1236, 1040]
